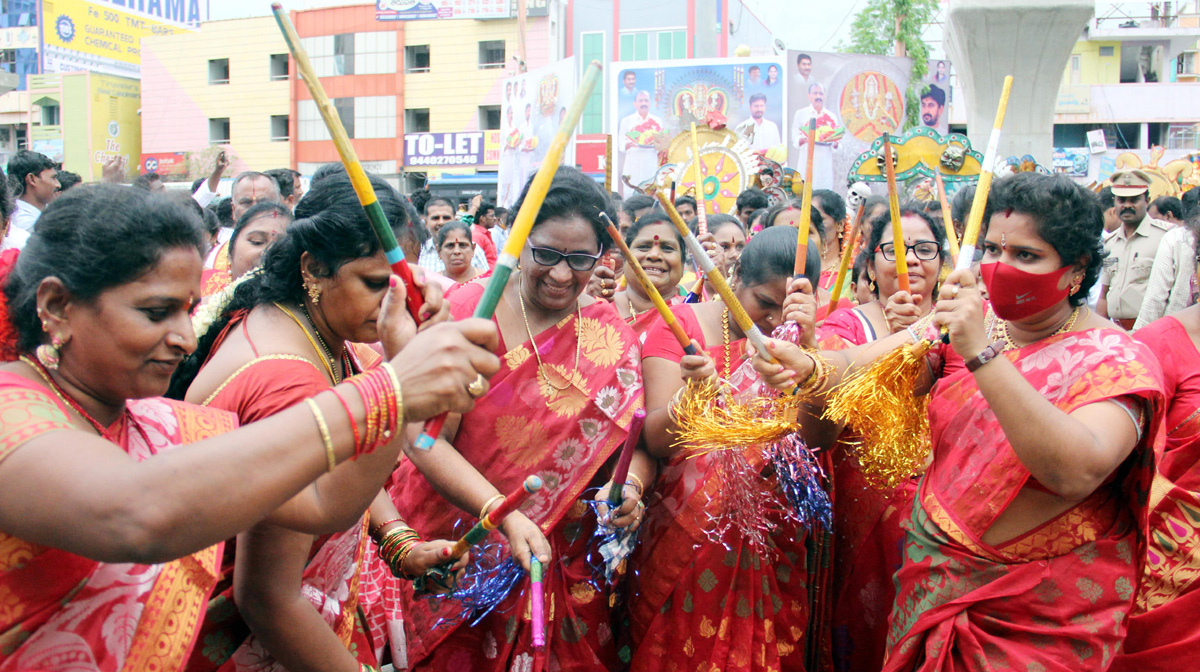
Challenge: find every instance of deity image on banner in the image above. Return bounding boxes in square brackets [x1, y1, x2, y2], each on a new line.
[840, 71, 904, 143]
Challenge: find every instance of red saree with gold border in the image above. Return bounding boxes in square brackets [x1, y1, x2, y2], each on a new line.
[885, 329, 1164, 672]
[629, 304, 821, 672]
[387, 281, 643, 672]
[0, 373, 237, 672]
[1112, 316, 1200, 669]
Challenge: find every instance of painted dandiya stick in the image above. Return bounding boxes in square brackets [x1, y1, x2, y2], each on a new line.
[414, 60, 604, 450]
[607, 409, 647, 505]
[793, 117, 817, 277]
[881, 135, 909, 293]
[690, 122, 709, 235]
[448, 475, 544, 560]
[825, 202, 866, 309]
[656, 192, 773, 362]
[530, 557, 546, 649]
[956, 75, 1013, 274]
[933, 171, 960, 261]
[604, 134, 613, 193]
[602, 213, 699, 356]
[270, 3, 423, 323]
[683, 275, 705, 304]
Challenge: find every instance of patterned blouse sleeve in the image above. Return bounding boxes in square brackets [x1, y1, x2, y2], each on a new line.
[0, 386, 75, 468]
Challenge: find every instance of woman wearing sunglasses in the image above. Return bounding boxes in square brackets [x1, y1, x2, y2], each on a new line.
[389, 167, 652, 672]
[815, 205, 948, 672]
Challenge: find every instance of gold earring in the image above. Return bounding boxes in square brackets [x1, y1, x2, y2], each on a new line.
[36, 334, 63, 370]
[869, 278, 877, 293]
[307, 283, 321, 305]
[1070, 275, 1083, 296]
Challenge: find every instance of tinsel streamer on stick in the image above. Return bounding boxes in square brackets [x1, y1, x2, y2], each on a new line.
[767, 434, 832, 532]
[705, 449, 778, 556]
[823, 76, 1013, 491]
[672, 379, 799, 457]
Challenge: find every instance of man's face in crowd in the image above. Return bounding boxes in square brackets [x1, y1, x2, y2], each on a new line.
[1115, 193, 1149, 227]
[426, 203, 455, 234]
[920, 97, 943, 126]
[232, 176, 279, 223]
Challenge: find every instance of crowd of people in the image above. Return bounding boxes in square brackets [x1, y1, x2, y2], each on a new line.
[0, 143, 1197, 672]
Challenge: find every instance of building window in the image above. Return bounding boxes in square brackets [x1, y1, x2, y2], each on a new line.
[405, 45, 430, 73]
[353, 32, 397, 75]
[1099, 45, 1115, 57]
[208, 58, 229, 85]
[334, 97, 355, 138]
[406, 108, 430, 133]
[479, 105, 501, 130]
[298, 98, 354, 140]
[269, 53, 289, 81]
[354, 95, 396, 139]
[657, 30, 686, 60]
[302, 33, 395, 77]
[581, 32, 604, 133]
[270, 115, 289, 141]
[210, 117, 230, 144]
[620, 29, 684, 61]
[619, 32, 649, 61]
[40, 103, 58, 126]
[479, 40, 505, 69]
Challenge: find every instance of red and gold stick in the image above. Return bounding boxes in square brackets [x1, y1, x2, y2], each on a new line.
[448, 475, 543, 560]
[825, 201, 866, 309]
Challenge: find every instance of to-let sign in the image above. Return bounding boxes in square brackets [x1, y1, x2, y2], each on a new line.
[404, 132, 486, 167]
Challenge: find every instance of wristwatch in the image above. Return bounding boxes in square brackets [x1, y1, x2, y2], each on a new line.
[966, 341, 1005, 373]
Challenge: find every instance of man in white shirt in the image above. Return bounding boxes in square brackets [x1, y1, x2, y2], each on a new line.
[735, 93, 781, 152]
[791, 83, 841, 190]
[7, 150, 59, 236]
[417, 197, 487, 273]
[191, 151, 229, 208]
[617, 90, 663, 193]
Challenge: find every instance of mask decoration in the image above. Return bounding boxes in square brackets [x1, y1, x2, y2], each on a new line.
[940, 145, 966, 172]
[875, 149, 899, 173]
[847, 182, 872, 210]
[980, 261, 1073, 320]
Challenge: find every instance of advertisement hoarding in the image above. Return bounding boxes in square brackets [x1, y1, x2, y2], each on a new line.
[42, 0, 193, 78]
[404, 131, 501, 167]
[88, 74, 140, 180]
[497, 57, 577, 207]
[375, 0, 508, 21]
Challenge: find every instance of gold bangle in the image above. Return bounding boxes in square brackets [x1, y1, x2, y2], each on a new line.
[382, 362, 405, 425]
[305, 398, 336, 472]
[627, 473, 645, 493]
[479, 493, 505, 520]
[666, 386, 686, 425]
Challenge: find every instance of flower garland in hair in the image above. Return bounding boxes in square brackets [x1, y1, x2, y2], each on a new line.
[192, 268, 261, 341]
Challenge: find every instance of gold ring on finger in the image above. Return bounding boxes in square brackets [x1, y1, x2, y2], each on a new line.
[467, 373, 486, 398]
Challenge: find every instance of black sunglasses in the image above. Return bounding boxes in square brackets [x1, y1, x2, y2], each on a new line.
[528, 245, 602, 272]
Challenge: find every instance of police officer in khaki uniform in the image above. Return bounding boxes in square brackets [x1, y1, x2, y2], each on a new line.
[1097, 169, 1173, 329]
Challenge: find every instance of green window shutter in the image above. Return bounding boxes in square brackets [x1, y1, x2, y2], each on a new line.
[673, 30, 687, 59]
[657, 31, 672, 59]
[620, 34, 633, 60]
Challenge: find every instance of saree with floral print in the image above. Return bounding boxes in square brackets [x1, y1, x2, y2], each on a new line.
[0, 373, 237, 672]
[387, 281, 644, 672]
[885, 329, 1164, 672]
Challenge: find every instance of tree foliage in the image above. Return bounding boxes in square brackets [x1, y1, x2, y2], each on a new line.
[838, 0, 940, 129]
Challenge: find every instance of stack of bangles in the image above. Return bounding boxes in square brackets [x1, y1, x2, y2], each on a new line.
[306, 362, 405, 473]
[377, 523, 424, 580]
[795, 350, 832, 395]
[360, 664, 379, 672]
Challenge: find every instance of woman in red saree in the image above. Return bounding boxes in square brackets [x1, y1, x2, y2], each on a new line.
[0, 185, 501, 672]
[175, 173, 463, 672]
[816, 207, 948, 672]
[1111, 302, 1200, 668]
[611, 213, 687, 337]
[755, 174, 1165, 671]
[633, 226, 826, 671]
[392, 167, 651, 671]
[200, 203, 291, 300]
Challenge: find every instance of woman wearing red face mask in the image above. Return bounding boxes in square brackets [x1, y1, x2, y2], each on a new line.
[751, 173, 1165, 671]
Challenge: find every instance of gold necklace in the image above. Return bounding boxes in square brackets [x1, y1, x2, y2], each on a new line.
[301, 304, 347, 381]
[721, 306, 732, 379]
[1000, 306, 1083, 351]
[517, 275, 582, 392]
[626, 295, 643, 322]
[274, 303, 339, 383]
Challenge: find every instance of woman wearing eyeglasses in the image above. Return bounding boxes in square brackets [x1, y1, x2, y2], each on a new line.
[815, 205, 948, 672]
[389, 167, 651, 672]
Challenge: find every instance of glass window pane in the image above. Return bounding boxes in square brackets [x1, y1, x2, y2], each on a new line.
[635, 33, 648, 61]
[620, 34, 633, 61]
[674, 30, 686, 59]
[657, 31, 671, 59]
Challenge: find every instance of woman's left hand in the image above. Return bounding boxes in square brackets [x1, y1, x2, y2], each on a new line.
[751, 338, 813, 391]
[378, 269, 451, 359]
[595, 482, 645, 531]
[403, 540, 469, 594]
[932, 269, 989, 360]
[783, 277, 818, 348]
[586, 264, 617, 301]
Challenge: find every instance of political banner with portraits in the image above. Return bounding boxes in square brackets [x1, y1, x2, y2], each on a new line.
[609, 58, 786, 195]
[918, 59, 952, 135]
[786, 50, 911, 193]
[497, 57, 578, 208]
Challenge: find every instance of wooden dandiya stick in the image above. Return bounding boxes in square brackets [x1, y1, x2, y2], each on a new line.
[530, 557, 546, 648]
[604, 134, 613, 193]
[602, 213, 700, 357]
[825, 202, 867, 309]
[656, 192, 773, 361]
[881, 135, 909, 293]
[689, 122, 709, 235]
[955, 75, 1014, 274]
[607, 409, 647, 505]
[794, 117, 817, 277]
[271, 3, 423, 322]
[448, 475, 543, 560]
[414, 60, 603, 450]
[933, 171, 960, 262]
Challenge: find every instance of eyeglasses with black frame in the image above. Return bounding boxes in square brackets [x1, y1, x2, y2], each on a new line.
[528, 245, 603, 272]
[876, 240, 941, 262]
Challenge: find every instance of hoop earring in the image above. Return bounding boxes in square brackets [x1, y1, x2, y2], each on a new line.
[37, 334, 63, 370]
[307, 283, 321, 305]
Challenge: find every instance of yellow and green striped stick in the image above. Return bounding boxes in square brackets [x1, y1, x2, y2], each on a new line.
[415, 60, 604, 450]
[270, 3, 424, 321]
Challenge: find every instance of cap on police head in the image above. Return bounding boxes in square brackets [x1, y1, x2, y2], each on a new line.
[1109, 169, 1152, 198]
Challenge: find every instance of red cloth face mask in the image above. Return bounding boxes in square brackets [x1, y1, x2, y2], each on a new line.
[979, 261, 1072, 320]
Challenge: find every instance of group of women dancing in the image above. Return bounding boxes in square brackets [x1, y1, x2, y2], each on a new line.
[0, 165, 1196, 672]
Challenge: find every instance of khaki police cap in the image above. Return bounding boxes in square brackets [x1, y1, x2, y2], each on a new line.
[1110, 169, 1152, 197]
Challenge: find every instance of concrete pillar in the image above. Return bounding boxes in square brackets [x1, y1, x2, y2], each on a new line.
[945, 0, 1093, 164]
